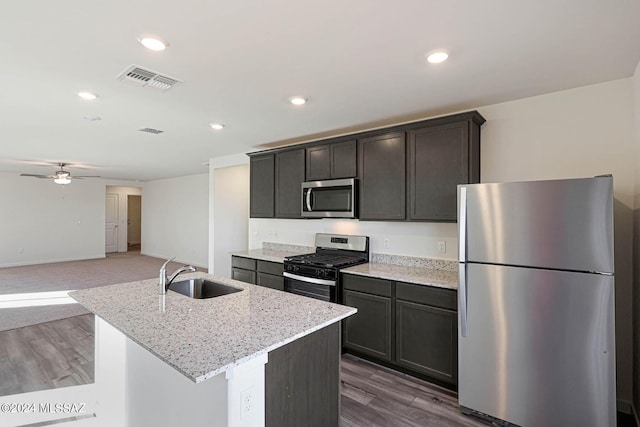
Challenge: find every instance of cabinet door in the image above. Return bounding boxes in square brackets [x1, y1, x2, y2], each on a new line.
[305, 144, 331, 181]
[395, 300, 457, 384]
[232, 268, 256, 284]
[250, 154, 275, 218]
[408, 122, 469, 221]
[343, 289, 392, 361]
[358, 132, 406, 220]
[330, 140, 357, 179]
[275, 149, 305, 218]
[257, 272, 284, 291]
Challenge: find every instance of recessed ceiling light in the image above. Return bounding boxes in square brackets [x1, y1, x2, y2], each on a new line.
[289, 96, 307, 106]
[137, 35, 169, 51]
[209, 123, 224, 130]
[426, 51, 449, 64]
[78, 91, 98, 100]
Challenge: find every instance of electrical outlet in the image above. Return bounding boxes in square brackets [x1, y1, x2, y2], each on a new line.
[437, 241, 446, 254]
[240, 386, 255, 419]
[383, 238, 389, 249]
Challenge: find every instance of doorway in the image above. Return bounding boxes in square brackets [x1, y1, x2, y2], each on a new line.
[105, 186, 143, 254]
[127, 195, 142, 252]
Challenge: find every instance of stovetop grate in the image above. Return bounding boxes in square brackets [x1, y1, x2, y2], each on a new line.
[285, 252, 367, 268]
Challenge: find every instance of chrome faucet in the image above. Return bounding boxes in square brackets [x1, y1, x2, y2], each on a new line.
[159, 257, 196, 295]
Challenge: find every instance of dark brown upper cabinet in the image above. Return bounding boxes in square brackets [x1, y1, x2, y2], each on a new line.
[358, 132, 406, 220]
[249, 154, 275, 218]
[305, 139, 357, 181]
[275, 148, 305, 218]
[407, 114, 483, 221]
[248, 110, 485, 222]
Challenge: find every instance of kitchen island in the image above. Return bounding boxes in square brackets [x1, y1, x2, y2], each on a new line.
[70, 272, 355, 427]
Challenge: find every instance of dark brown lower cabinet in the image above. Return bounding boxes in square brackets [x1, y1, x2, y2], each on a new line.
[231, 268, 256, 284]
[342, 274, 458, 388]
[342, 289, 392, 361]
[265, 322, 340, 427]
[396, 299, 457, 384]
[231, 256, 284, 290]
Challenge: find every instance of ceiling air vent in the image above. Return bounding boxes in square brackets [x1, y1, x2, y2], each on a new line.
[139, 128, 164, 134]
[117, 65, 182, 92]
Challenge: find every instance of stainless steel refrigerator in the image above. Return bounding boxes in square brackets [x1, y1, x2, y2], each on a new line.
[457, 176, 616, 427]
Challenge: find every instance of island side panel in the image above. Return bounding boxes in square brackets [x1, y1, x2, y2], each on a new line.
[265, 322, 341, 427]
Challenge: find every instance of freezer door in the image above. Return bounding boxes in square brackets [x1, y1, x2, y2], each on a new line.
[459, 176, 614, 273]
[458, 263, 616, 427]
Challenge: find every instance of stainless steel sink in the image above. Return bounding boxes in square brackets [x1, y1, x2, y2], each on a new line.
[168, 278, 243, 299]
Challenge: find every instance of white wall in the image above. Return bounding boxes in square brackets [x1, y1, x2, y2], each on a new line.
[213, 165, 249, 278]
[141, 174, 208, 268]
[106, 186, 142, 252]
[249, 219, 457, 259]
[245, 78, 637, 406]
[0, 173, 142, 267]
[0, 172, 106, 267]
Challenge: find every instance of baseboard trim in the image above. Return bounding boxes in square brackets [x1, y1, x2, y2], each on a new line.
[0, 255, 106, 269]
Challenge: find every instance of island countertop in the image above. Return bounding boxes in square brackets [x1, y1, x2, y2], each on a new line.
[70, 272, 355, 383]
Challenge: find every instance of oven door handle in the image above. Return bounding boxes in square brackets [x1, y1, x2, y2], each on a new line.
[284, 272, 336, 287]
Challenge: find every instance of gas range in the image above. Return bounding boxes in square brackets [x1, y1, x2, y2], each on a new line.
[283, 234, 369, 303]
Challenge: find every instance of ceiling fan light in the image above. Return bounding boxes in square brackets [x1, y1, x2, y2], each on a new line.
[54, 177, 71, 185]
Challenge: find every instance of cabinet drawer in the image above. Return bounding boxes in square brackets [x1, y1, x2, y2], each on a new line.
[232, 268, 256, 284]
[396, 282, 456, 311]
[257, 260, 283, 276]
[342, 274, 392, 297]
[232, 256, 256, 271]
[257, 272, 284, 291]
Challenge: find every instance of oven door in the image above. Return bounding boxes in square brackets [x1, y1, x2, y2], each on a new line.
[283, 272, 337, 302]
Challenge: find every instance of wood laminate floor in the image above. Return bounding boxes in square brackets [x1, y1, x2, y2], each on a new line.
[340, 354, 487, 427]
[0, 314, 94, 396]
[1, 315, 636, 427]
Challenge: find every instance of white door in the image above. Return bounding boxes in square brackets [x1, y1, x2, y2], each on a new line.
[105, 193, 119, 253]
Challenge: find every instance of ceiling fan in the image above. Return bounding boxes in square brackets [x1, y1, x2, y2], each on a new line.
[20, 163, 100, 185]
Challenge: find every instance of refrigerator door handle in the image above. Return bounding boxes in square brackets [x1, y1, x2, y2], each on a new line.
[458, 187, 467, 262]
[459, 264, 468, 337]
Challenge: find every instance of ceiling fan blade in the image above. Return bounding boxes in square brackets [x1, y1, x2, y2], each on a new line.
[20, 173, 56, 178]
[73, 175, 101, 179]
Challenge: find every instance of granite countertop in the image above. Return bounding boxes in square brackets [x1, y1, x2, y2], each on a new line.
[70, 272, 355, 383]
[230, 248, 311, 263]
[231, 246, 458, 290]
[342, 263, 458, 290]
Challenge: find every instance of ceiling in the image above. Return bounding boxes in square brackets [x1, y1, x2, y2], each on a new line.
[2, 0, 639, 181]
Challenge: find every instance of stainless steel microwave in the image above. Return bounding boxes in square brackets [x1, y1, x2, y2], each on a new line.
[301, 178, 357, 218]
